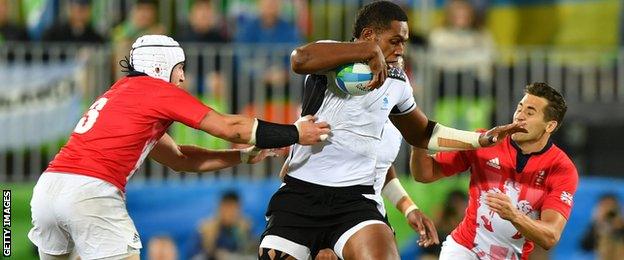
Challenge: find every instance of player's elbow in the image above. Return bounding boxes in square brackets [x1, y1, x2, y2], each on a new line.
[290, 47, 311, 74]
[540, 232, 560, 250]
[413, 175, 435, 183]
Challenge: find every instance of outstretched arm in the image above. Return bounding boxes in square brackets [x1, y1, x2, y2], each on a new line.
[290, 41, 387, 89]
[390, 107, 527, 151]
[197, 110, 330, 149]
[148, 134, 270, 173]
[383, 166, 439, 247]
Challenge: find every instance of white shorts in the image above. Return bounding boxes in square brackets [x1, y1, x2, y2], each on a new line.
[28, 172, 142, 259]
[439, 235, 478, 260]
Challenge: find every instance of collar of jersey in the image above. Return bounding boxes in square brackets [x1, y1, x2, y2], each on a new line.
[510, 137, 553, 156]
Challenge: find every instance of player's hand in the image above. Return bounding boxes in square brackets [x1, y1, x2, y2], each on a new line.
[315, 249, 338, 260]
[365, 45, 387, 90]
[479, 122, 528, 147]
[406, 209, 440, 247]
[485, 192, 520, 222]
[295, 115, 331, 145]
[240, 146, 279, 164]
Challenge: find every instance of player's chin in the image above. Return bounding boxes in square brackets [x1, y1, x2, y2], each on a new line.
[387, 60, 399, 68]
[511, 132, 530, 141]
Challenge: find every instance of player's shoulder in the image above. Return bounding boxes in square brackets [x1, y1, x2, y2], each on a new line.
[550, 144, 577, 171]
[387, 67, 408, 82]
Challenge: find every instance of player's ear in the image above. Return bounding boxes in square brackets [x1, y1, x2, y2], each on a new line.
[545, 120, 557, 133]
[361, 27, 376, 41]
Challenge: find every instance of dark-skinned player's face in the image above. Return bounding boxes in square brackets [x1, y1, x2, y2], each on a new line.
[374, 21, 409, 66]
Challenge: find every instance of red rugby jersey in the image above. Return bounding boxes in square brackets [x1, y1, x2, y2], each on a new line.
[47, 75, 211, 191]
[435, 136, 578, 260]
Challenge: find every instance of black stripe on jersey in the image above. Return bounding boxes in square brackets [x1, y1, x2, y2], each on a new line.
[300, 74, 328, 116]
[388, 67, 407, 82]
[390, 103, 415, 115]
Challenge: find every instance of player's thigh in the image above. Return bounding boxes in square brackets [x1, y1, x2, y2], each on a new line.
[37, 249, 72, 260]
[339, 221, 399, 260]
[64, 182, 142, 259]
[29, 174, 75, 255]
[94, 248, 140, 260]
[259, 235, 308, 260]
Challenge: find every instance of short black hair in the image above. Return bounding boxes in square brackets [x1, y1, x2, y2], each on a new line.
[220, 190, 240, 203]
[353, 1, 408, 39]
[525, 82, 567, 131]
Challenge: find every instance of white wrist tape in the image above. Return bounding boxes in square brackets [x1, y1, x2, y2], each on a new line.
[248, 118, 258, 145]
[403, 205, 419, 218]
[382, 179, 419, 217]
[427, 123, 482, 151]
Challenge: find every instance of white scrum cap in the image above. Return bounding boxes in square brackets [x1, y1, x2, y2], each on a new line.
[130, 35, 185, 83]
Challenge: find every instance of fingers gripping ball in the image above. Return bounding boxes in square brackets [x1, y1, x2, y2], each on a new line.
[331, 63, 373, 96]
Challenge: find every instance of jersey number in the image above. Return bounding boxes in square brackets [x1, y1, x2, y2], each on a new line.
[74, 97, 108, 134]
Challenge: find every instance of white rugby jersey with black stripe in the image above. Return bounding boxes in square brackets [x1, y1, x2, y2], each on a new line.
[287, 67, 415, 187]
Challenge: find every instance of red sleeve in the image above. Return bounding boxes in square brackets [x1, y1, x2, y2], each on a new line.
[435, 151, 472, 177]
[541, 156, 579, 219]
[147, 85, 212, 129]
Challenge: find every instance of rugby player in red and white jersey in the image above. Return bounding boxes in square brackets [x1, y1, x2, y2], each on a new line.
[28, 35, 330, 260]
[410, 82, 578, 260]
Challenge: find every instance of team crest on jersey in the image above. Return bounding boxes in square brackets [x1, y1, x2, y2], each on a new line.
[560, 191, 573, 206]
[534, 170, 546, 186]
[486, 157, 501, 170]
[381, 95, 389, 110]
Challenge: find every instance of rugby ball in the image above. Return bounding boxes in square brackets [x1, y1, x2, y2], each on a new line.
[333, 63, 373, 96]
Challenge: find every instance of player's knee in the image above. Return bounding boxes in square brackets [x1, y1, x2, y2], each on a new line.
[258, 247, 295, 260]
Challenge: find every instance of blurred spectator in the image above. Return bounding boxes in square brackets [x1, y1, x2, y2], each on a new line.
[0, 0, 28, 43]
[581, 193, 624, 260]
[193, 191, 254, 260]
[234, 0, 302, 126]
[148, 235, 179, 260]
[429, 0, 495, 130]
[235, 0, 301, 45]
[176, 0, 229, 95]
[112, 0, 165, 78]
[420, 190, 467, 260]
[171, 0, 230, 150]
[177, 0, 229, 43]
[429, 0, 495, 83]
[41, 0, 104, 43]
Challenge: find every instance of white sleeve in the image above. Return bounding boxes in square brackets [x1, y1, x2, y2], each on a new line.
[390, 80, 417, 115]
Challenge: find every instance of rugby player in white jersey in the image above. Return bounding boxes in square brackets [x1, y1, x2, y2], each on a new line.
[257, 1, 526, 260]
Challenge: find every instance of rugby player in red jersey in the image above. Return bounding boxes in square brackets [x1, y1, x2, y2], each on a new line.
[410, 82, 578, 260]
[28, 35, 330, 260]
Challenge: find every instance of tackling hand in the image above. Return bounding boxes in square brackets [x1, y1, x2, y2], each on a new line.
[479, 122, 528, 147]
[295, 115, 331, 145]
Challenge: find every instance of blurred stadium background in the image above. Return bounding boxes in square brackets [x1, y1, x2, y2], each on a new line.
[1, 0, 623, 259]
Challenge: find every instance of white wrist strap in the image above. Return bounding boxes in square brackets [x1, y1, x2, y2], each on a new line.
[382, 179, 419, 217]
[248, 118, 258, 145]
[427, 123, 482, 151]
[403, 205, 419, 218]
